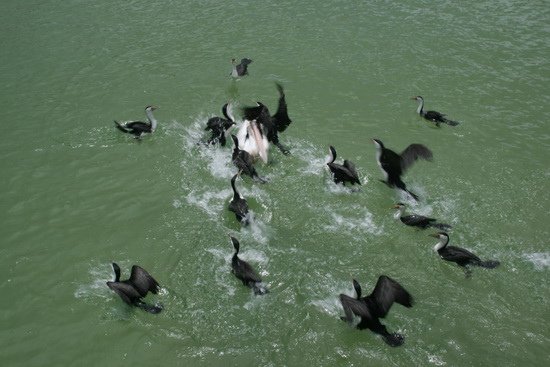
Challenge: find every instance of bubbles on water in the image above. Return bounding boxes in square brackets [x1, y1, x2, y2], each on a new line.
[74, 264, 112, 300]
[186, 188, 231, 218]
[428, 354, 447, 366]
[523, 252, 550, 270]
[323, 205, 384, 237]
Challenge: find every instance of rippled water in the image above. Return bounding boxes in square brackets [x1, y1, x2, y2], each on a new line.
[1, 1, 549, 366]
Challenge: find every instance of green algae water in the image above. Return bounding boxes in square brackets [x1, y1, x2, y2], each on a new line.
[1, 1, 549, 366]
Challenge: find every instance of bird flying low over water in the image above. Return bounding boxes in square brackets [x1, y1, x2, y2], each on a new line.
[228, 173, 250, 225]
[204, 103, 236, 146]
[372, 138, 433, 201]
[241, 83, 292, 157]
[114, 106, 159, 139]
[412, 96, 459, 127]
[430, 232, 500, 276]
[231, 58, 253, 78]
[106, 263, 162, 314]
[229, 236, 268, 295]
[326, 145, 361, 186]
[393, 203, 451, 230]
[339, 276, 414, 347]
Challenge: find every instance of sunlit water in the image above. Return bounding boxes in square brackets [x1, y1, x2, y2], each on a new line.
[1, 1, 548, 366]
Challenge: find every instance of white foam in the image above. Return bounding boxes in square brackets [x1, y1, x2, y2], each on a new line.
[186, 189, 231, 218]
[523, 252, 550, 270]
[292, 142, 327, 176]
[323, 205, 384, 236]
[74, 265, 113, 300]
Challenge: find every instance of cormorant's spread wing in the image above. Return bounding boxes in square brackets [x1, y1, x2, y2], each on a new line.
[129, 265, 160, 297]
[242, 104, 266, 122]
[108, 282, 141, 305]
[340, 294, 372, 323]
[272, 83, 292, 132]
[400, 144, 433, 172]
[343, 160, 360, 182]
[370, 275, 413, 318]
[205, 117, 223, 131]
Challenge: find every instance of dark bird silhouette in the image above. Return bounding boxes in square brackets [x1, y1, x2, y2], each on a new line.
[326, 146, 361, 185]
[229, 236, 268, 295]
[204, 103, 236, 146]
[231, 135, 266, 183]
[106, 263, 162, 314]
[339, 277, 413, 347]
[372, 138, 433, 201]
[231, 58, 253, 77]
[393, 203, 451, 230]
[430, 232, 500, 276]
[242, 83, 292, 155]
[114, 106, 158, 139]
[228, 173, 249, 225]
[412, 96, 459, 127]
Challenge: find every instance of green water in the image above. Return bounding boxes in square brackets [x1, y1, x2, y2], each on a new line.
[1, 0, 549, 366]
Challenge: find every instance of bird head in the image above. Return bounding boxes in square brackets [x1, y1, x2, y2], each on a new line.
[371, 138, 384, 149]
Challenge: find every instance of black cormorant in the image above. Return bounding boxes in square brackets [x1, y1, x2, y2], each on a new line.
[114, 106, 158, 139]
[339, 276, 413, 347]
[230, 236, 268, 295]
[372, 138, 433, 201]
[412, 96, 459, 127]
[326, 146, 361, 186]
[106, 263, 162, 314]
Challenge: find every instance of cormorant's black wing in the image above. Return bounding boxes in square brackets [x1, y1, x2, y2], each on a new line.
[107, 282, 142, 305]
[343, 160, 361, 184]
[232, 257, 262, 283]
[340, 294, 373, 323]
[125, 121, 150, 132]
[443, 246, 481, 263]
[424, 110, 446, 122]
[129, 265, 160, 297]
[401, 214, 435, 227]
[399, 144, 433, 172]
[272, 83, 292, 132]
[370, 275, 413, 318]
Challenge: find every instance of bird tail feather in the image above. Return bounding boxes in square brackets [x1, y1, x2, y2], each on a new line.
[135, 301, 163, 314]
[114, 120, 129, 133]
[431, 223, 452, 231]
[443, 118, 459, 126]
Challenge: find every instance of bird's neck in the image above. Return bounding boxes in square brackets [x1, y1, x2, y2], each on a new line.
[433, 237, 449, 252]
[146, 109, 158, 131]
[416, 99, 424, 115]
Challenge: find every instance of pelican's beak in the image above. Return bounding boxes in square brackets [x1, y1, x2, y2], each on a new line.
[249, 121, 268, 163]
[392, 205, 400, 209]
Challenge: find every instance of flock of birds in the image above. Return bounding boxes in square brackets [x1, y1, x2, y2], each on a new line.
[108, 58, 501, 347]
